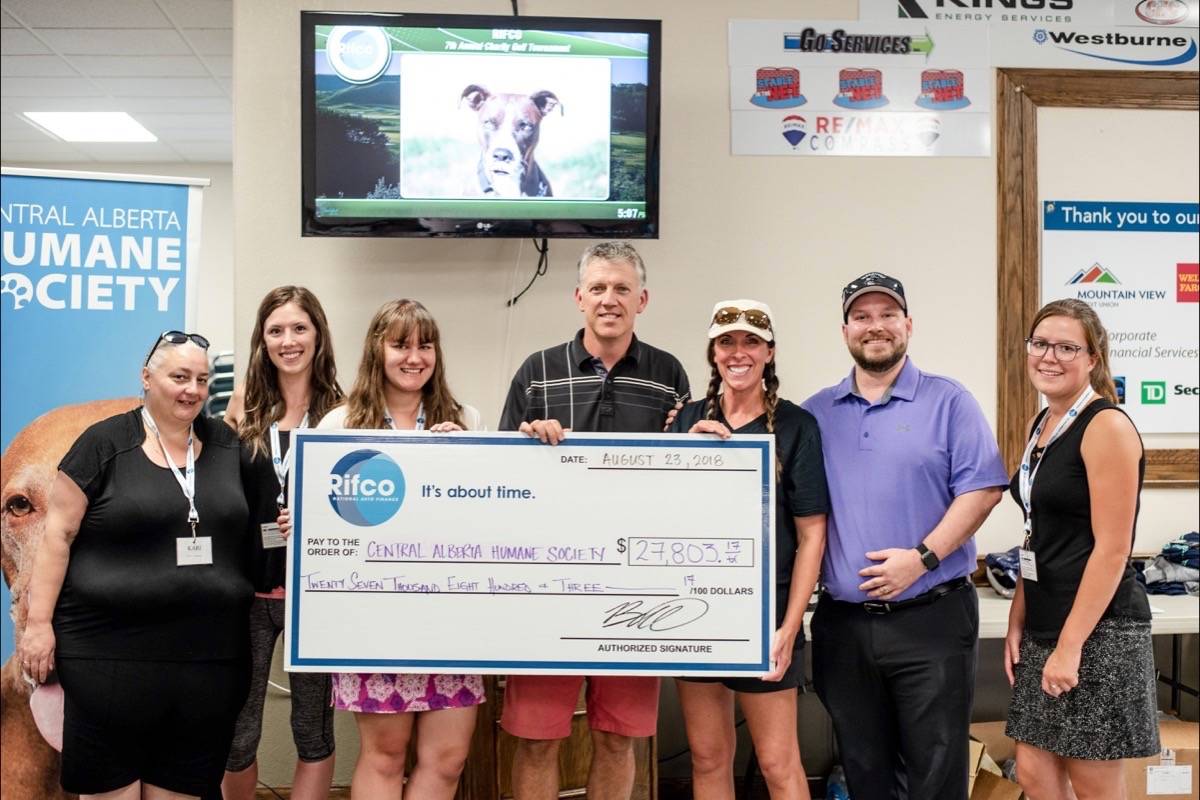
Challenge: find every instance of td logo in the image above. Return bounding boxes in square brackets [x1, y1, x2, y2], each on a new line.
[1140, 381, 1167, 405]
[328, 449, 405, 526]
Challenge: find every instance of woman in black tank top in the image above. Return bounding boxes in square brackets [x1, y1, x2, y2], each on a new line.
[1003, 300, 1158, 796]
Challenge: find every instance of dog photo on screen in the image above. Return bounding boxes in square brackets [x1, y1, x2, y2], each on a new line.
[399, 54, 611, 200]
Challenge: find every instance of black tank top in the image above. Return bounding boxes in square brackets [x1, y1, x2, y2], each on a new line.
[1007, 399, 1151, 640]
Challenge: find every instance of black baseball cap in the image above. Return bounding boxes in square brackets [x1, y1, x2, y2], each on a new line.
[842, 272, 907, 321]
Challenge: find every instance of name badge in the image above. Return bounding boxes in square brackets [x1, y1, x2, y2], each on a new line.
[177, 536, 214, 566]
[261, 522, 287, 550]
[1019, 548, 1038, 582]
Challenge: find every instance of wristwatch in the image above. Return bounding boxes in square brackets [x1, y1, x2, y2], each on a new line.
[915, 543, 940, 572]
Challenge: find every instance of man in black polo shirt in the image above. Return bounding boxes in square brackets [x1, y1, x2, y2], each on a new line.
[499, 241, 689, 800]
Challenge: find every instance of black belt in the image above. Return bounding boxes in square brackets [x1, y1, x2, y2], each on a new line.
[847, 576, 970, 615]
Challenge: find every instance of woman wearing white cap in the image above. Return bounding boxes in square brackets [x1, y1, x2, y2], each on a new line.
[669, 300, 829, 799]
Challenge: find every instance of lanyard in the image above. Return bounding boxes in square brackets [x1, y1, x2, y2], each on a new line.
[1018, 386, 1094, 545]
[142, 408, 199, 537]
[269, 412, 309, 508]
[383, 402, 425, 431]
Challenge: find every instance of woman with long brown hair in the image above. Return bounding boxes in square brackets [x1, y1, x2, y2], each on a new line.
[669, 300, 828, 799]
[223, 286, 344, 800]
[1004, 298, 1157, 800]
[317, 298, 483, 799]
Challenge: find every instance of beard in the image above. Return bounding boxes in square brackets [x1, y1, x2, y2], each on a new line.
[850, 337, 908, 374]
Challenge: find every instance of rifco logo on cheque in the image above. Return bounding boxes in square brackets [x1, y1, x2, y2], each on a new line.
[328, 449, 406, 526]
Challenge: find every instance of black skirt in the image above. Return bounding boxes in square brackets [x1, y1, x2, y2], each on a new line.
[1005, 616, 1160, 760]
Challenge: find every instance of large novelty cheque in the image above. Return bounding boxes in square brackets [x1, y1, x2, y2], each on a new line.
[286, 431, 775, 676]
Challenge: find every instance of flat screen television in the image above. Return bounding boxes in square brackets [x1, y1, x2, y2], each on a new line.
[300, 11, 661, 238]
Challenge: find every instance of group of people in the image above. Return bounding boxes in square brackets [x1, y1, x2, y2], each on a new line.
[15, 240, 1159, 800]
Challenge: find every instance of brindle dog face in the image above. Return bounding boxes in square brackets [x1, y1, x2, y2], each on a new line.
[460, 84, 559, 197]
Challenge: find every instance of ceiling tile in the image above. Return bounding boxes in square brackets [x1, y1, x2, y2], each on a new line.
[1, 28, 50, 54]
[1, 111, 57, 141]
[2, 0, 170, 29]
[93, 76, 224, 97]
[0, 76, 103, 97]
[0, 95, 123, 113]
[154, 127, 227, 141]
[0, 139, 92, 162]
[1, 54, 78, 77]
[38, 28, 189, 55]
[69, 55, 209, 77]
[115, 96, 230, 113]
[179, 28, 230, 56]
[72, 140, 182, 161]
[129, 111, 230, 131]
[168, 140, 231, 161]
[201, 54, 230, 77]
[157, 0, 231, 29]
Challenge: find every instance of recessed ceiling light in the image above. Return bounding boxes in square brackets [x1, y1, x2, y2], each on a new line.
[21, 112, 157, 143]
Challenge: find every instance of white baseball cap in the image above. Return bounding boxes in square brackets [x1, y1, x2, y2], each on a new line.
[707, 299, 774, 342]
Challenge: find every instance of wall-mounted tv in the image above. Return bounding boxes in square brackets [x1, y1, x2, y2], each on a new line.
[301, 11, 661, 238]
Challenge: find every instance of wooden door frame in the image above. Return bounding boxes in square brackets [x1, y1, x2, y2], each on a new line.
[995, 68, 1200, 488]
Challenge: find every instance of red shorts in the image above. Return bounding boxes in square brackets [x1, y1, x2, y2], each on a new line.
[500, 675, 660, 739]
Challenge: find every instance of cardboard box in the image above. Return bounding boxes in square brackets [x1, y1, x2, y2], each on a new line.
[1125, 719, 1199, 800]
[968, 738, 987, 795]
[970, 722, 1022, 800]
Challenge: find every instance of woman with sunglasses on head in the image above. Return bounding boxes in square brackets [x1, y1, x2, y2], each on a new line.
[1003, 299, 1157, 800]
[317, 299, 484, 799]
[221, 287, 344, 800]
[668, 301, 829, 800]
[18, 330, 257, 800]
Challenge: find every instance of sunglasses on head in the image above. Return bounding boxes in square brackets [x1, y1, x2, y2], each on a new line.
[144, 330, 210, 367]
[712, 307, 772, 331]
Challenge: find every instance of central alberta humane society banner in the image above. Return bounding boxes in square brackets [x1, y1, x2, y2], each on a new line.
[0, 168, 206, 665]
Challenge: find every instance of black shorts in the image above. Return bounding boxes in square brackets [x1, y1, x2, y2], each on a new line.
[57, 656, 249, 796]
[678, 639, 806, 693]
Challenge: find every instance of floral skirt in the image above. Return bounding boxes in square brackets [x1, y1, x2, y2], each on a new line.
[332, 672, 486, 713]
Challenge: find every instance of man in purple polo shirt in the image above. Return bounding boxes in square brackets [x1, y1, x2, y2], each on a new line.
[802, 272, 1007, 800]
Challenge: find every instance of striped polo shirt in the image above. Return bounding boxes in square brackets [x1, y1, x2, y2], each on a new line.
[500, 329, 690, 433]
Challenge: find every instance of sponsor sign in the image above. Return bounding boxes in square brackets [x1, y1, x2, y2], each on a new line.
[1117, 0, 1200, 27]
[860, 0, 1111, 25]
[991, 24, 1198, 68]
[729, 20, 990, 156]
[1042, 200, 1199, 433]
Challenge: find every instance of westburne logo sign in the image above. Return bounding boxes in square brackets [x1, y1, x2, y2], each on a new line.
[1034, 28, 1198, 65]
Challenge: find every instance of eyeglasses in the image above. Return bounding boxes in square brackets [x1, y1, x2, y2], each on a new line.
[144, 330, 210, 367]
[713, 307, 772, 331]
[1025, 337, 1085, 362]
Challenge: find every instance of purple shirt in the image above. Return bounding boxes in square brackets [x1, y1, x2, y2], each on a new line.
[802, 358, 1008, 602]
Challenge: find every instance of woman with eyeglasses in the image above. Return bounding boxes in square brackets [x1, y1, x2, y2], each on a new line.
[18, 330, 258, 799]
[221, 287, 344, 800]
[668, 300, 829, 799]
[1004, 299, 1157, 799]
[314, 299, 484, 799]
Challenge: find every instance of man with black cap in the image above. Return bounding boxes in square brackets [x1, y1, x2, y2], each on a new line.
[802, 272, 1007, 800]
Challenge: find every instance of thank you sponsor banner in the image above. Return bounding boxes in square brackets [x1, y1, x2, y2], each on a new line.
[0, 168, 205, 660]
[287, 431, 775, 675]
[1042, 200, 1199, 433]
[729, 20, 991, 157]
